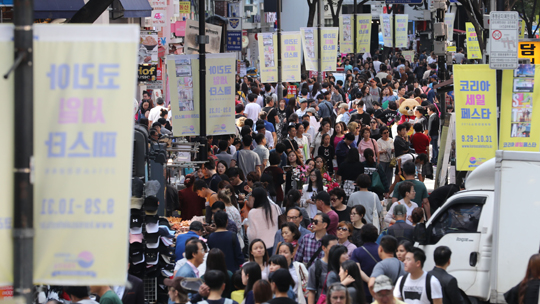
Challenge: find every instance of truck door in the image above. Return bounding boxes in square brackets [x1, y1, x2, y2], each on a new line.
[421, 196, 485, 292]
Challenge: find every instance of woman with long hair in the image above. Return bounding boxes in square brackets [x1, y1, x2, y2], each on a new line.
[311, 120, 334, 158]
[246, 239, 270, 281]
[277, 99, 288, 143]
[314, 155, 328, 175]
[326, 245, 350, 290]
[275, 222, 302, 258]
[217, 160, 228, 176]
[218, 188, 242, 234]
[295, 123, 311, 163]
[360, 85, 374, 113]
[396, 240, 413, 263]
[336, 221, 357, 258]
[276, 242, 308, 304]
[204, 248, 233, 298]
[336, 148, 364, 198]
[338, 260, 367, 304]
[330, 122, 347, 151]
[358, 127, 380, 163]
[247, 188, 280, 256]
[284, 151, 303, 196]
[242, 262, 262, 304]
[317, 134, 334, 175]
[505, 254, 540, 304]
[377, 126, 394, 189]
[311, 82, 321, 100]
[361, 148, 389, 200]
[350, 205, 367, 246]
[286, 97, 297, 119]
[300, 169, 326, 218]
[137, 100, 151, 122]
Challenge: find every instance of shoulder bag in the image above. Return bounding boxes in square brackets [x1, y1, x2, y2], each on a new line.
[372, 195, 381, 233]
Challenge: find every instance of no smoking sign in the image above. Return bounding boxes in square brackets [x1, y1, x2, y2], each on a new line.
[492, 30, 502, 40]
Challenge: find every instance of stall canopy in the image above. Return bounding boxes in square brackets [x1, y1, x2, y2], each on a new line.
[112, 0, 152, 18]
[34, 0, 85, 19]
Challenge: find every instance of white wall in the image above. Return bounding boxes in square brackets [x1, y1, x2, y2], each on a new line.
[281, 0, 310, 31]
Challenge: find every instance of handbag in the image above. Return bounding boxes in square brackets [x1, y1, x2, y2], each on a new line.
[295, 262, 309, 298]
[371, 171, 385, 193]
[423, 162, 434, 179]
[316, 272, 330, 304]
[342, 180, 357, 198]
[389, 151, 397, 168]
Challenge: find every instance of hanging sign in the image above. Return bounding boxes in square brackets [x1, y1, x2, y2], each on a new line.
[179, 1, 190, 14]
[258, 33, 278, 83]
[301, 27, 317, 71]
[466, 22, 482, 59]
[395, 14, 408, 48]
[321, 27, 338, 71]
[357, 14, 372, 53]
[281, 31, 301, 82]
[339, 15, 353, 54]
[381, 14, 393, 47]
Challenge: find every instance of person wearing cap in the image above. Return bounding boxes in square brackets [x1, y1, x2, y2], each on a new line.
[268, 269, 296, 304]
[376, 204, 414, 244]
[64, 286, 100, 304]
[296, 98, 309, 119]
[314, 191, 339, 236]
[372, 275, 406, 304]
[336, 103, 350, 125]
[175, 221, 205, 262]
[164, 277, 190, 304]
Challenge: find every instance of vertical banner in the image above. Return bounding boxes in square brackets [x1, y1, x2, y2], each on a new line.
[339, 15, 353, 54]
[445, 13, 455, 42]
[33, 25, 138, 284]
[356, 14, 372, 53]
[166, 54, 200, 135]
[454, 65, 498, 171]
[500, 64, 539, 150]
[403, 51, 414, 63]
[258, 33, 278, 83]
[206, 53, 236, 135]
[0, 24, 13, 287]
[301, 27, 317, 71]
[381, 14, 393, 47]
[519, 19, 525, 39]
[466, 22, 482, 59]
[321, 27, 338, 71]
[281, 32, 301, 82]
[395, 14, 408, 48]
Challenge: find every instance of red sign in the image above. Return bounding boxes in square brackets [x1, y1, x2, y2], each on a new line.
[308, 71, 327, 79]
[0, 286, 13, 300]
[287, 85, 297, 98]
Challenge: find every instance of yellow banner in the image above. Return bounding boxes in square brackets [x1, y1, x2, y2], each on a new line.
[0, 25, 13, 287]
[339, 15, 353, 54]
[395, 14, 408, 48]
[500, 65, 539, 151]
[33, 24, 138, 285]
[179, 1, 190, 14]
[518, 41, 540, 64]
[519, 20, 525, 39]
[454, 65, 498, 171]
[381, 14, 393, 47]
[167, 54, 201, 135]
[356, 14, 372, 53]
[259, 33, 278, 83]
[301, 27, 317, 71]
[466, 22, 482, 59]
[206, 54, 236, 136]
[281, 32, 301, 82]
[321, 27, 338, 71]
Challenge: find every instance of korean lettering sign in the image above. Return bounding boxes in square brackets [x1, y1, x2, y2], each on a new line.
[281, 32, 301, 82]
[33, 24, 138, 285]
[395, 14, 408, 48]
[454, 65, 498, 171]
[356, 14, 372, 53]
[321, 28, 338, 71]
[179, 1, 190, 14]
[206, 54, 236, 136]
[518, 41, 540, 64]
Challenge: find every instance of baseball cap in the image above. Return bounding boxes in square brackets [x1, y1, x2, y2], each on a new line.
[158, 218, 171, 229]
[300, 98, 308, 103]
[373, 275, 394, 293]
[130, 209, 143, 234]
[132, 178, 144, 198]
[353, 67, 360, 72]
[145, 232, 160, 246]
[143, 196, 159, 214]
[306, 107, 316, 114]
[314, 191, 330, 205]
[129, 242, 145, 265]
[393, 204, 407, 216]
[129, 232, 143, 244]
[145, 248, 159, 265]
[131, 197, 144, 209]
[129, 262, 145, 278]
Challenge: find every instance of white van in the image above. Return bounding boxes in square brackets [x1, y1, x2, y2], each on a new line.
[416, 150, 540, 303]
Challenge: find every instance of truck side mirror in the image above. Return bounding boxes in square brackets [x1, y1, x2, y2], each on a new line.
[414, 223, 428, 245]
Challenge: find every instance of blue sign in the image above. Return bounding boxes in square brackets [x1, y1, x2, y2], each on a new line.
[227, 31, 242, 51]
[385, 0, 423, 4]
[0, 0, 13, 5]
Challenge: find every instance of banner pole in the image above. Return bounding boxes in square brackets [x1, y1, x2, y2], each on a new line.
[317, 0, 322, 83]
[277, 0, 283, 101]
[354, 0, 357, 55]
[198, 0, 207, 161]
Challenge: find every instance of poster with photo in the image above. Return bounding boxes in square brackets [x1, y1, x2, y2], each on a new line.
[510, 65, 534, 138]
[139, 31, 159, 64]
[262, 34, 275, 67]
[304, 29, 315, 58]
[175, 59, 194, 112]
[513, 78, 534, 92]
[514, 64, 535, 77]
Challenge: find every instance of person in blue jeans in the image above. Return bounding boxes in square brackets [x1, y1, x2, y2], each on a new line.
[427, 105, 440, 165]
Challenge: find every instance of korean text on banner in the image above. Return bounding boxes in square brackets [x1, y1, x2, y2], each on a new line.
[301, 27, 317, 71]
[258, 33, 278, 83]
[33, 24, 139, 285]
[445, 13, 455, 41]
[466, 22, 482, 59]
[179, 1, 190, 13]
[281, 32, 301, 82]
[166, 54, 200, 136]
[395, 14, 408, 48]
[454, 65, 498, 171]
[403, 51, 414, 63]
[321, 27, 338, 71]
[339, 15, 353, 54]
[0, 24, 13, 287]
[381, 14, 393, 47]
[500, 65, 539, 151]
[206, 54, 236, 136]
[356, 14, 372, 53]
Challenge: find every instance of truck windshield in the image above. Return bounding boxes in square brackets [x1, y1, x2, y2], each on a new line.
[430, 203, 482, 244]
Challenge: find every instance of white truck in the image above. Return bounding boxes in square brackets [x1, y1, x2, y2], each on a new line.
[416, 150, 540, 303]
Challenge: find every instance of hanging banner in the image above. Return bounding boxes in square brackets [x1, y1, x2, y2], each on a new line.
[206, 53, 237, 135]
[139, 31, 159, 65]
[179, 1, 190, 14]
[381, 14, 393, 47]
[454, 65, 498, 171]
[357, 14, 372, 53]
[33, 24, 138, 285]
[519, 19, 525, 39]
[258, 33, 278, 83]
[166, 54, 200, 135]
[445, 13, 455, 42]
[281, 31, 301, 82]
[403, 51, 414, 63]
[151, 10, 167, 28]
[395, 14, 408, 48]
[466, 22, 482, 59]
[227, 31, 242, 51]
[339, 15, 353, 54]
[185, 20, 222, 54]
[0, 24, 13, 287]
[301, 27, 317, 71]
[321, 27, 338, 71]
[500, 64, 539, 150]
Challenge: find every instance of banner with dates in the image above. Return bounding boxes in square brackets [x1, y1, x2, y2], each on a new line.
[206, 53, 237, 136]
[466, 22, 482, 60]
[300, 27, 317, 71]
[321, 27, 338, 71]
[454, 65, 498, 171]
[500, 64, 540, 151]
[33, 25, 138, 285]
[281, 32, 301, 82]
[395, 14, 408, 48]
[381, 14, 393, 47]
[0, 25, 13, 287]
[339, 15, 353, 54]
[258, 33, 278, 83]
[356, 14, 372, 53]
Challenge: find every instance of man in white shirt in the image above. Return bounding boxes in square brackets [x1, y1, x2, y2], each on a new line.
[296, 98, 309, 119]
[256, 122, 274, 150]
[148, 97, 166, 125]
[244, 93, 262, 122]
[373, 55, 382, 73]
[336, 103, 350, 124]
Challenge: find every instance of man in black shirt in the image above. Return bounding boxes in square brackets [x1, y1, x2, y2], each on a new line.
[262, 96, 279, 128]
[282, 124, 300, 156]
[268, 269, 297, 304]
[376, 100, 398, 131]
[394, 123, 410, 158]
[350, 99, 371, 126]
[202, 160, 222, 192]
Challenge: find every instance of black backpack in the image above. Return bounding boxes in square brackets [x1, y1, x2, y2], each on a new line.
[399, 272, 433, 304]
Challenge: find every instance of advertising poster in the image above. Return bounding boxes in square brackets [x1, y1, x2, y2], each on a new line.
[357, 14, 372, 53]
[339, 15, 353, 54]
[281, 31, 301, 82]
[321, 27, 338, 71]
[466, 22, 482, 59]
[445, 13, 455, 42]
[518, 41, 540, 64]
[139, 31, 158, 64]
[381, 14, 393, 47]
[179, 1, 190, 13]
[166, 54, 200, 135]
[151, 10, 167, 28]
[185, 20, 222, 54]
[301, 27, 318, 71]
[206, 54, 236, 136]
[395, 14, 408, 48]
[258, 33, 278, 83]
[454, 65, 498, 171]
[500, 64, 540, 151]
[33, 24, 138, 285]
[0, 24, 13, 287]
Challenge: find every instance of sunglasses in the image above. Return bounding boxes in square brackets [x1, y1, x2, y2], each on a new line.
[371, 121, 377, 124]
[311, 219, 320, 225]
[337, 227, 349, 232]
[382, 131, 389, 134]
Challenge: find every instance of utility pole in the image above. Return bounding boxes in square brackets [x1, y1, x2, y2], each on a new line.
[317, 0, 323, 83]
[12, 0, 34, 303]
[198, 0, 208, 162]
[277, 0, 283, 101]
[433, 0, 447, 120]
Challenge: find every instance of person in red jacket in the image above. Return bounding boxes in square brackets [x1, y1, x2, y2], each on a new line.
[178, 174, 206, 220]
[410, 123, 431, 155]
